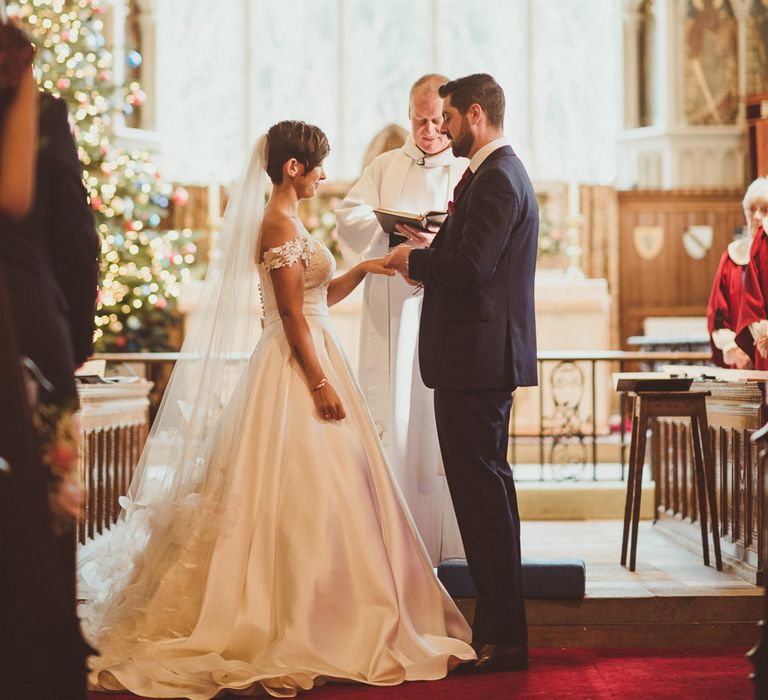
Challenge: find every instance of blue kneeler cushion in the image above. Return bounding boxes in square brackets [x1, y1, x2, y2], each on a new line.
[437, 558, 586, 599]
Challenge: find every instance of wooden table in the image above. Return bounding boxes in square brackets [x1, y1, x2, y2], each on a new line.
[622, 390, 722, 573]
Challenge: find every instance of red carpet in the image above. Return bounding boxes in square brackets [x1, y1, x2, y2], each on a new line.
[88, 647, 754, 699]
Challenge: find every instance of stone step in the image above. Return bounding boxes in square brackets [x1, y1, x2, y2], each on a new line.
[528, 621, 758, 648]
[453, 594, 763, 648]
[518, 480, 655, 520]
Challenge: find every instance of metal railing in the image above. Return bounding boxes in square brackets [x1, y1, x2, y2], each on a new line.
[94, 350, 713, 482]
[511, 350, 711, 481]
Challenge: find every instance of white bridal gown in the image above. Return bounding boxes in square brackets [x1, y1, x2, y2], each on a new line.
[84, 222, 473, 699]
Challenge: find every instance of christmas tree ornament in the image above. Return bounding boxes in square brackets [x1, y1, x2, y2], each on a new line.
[126, 49, 141, 68]
[172, 187, 189, 206]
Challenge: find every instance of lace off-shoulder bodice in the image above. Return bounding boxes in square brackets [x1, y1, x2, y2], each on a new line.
[257, 222, 335, 323]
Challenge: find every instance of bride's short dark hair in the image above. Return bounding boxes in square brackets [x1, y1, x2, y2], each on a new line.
[266, 121, 330, 184]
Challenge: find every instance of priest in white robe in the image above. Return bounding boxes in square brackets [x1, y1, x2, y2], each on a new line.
[335, 74, 466, 563]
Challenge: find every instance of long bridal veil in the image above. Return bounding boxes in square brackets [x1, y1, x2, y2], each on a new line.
[78, 136, 269, 642]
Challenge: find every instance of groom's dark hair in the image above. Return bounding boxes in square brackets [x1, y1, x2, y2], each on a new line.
[438, 73, 505, 129]
[266, 121, 330, 184]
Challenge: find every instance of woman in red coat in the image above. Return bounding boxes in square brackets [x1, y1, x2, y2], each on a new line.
[707, 178, 768, 367]
[707, 231, 754, 368]
[733, 177, 768, 368]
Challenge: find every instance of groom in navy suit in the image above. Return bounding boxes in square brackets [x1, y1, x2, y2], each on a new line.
[386, 73, 538, 672]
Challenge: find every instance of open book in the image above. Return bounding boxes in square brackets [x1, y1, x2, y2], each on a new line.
[374, 208, 448, 247]
[612, 372, 694, 393]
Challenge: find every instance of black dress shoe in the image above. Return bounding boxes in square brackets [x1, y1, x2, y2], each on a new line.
[472, 643, 529, 673]
[451, 658, 480, 675]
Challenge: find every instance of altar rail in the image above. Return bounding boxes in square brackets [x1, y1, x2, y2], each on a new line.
[93, 350, 711, 483]
[651, 380, 766, 585]
[510, 350, 711, 480]
[77, 381, 152, 544]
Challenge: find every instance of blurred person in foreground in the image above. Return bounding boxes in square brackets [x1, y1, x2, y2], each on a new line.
[0, 14, 99, 698]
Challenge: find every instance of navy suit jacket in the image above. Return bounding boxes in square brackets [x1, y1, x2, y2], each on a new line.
[0, 93, 99, 402]
[408, 145, 538, 391]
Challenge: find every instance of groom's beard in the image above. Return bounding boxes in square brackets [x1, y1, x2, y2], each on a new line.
[450, 119, 474, 159]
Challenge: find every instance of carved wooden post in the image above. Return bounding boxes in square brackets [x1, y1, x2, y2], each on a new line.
[76, 381, 152, 544]
[749, 420, 767, 697]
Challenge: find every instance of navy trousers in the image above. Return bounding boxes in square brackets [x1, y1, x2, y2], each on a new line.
[434, 388, 527, 646]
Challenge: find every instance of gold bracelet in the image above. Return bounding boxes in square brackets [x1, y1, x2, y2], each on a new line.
[311, 377, 328, 392]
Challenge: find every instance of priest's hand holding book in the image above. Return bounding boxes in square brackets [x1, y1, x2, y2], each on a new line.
[373, 207, 445, 248]
[393, 222, 438, 248]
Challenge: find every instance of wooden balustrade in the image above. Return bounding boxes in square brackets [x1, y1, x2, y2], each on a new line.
[76, 381, 152, 544]
[748, 420, 768, 697]
[653, 380, 766, 585]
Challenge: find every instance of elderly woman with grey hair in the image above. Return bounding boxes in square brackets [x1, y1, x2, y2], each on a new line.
[728, 177, 768, 368]
[707, 177, 768, 368]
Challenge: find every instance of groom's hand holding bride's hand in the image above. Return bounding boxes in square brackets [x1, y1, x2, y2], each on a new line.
[384, 245, 419, 286]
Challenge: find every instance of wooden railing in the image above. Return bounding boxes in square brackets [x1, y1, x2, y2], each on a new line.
[94, 350, 712, 483]
[748, 421, 768, 695]
[652, 380, 766, 585]
[77, 381, 152, 544]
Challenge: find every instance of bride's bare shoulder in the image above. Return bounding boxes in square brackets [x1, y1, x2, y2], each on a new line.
[260, 213, 299, 253]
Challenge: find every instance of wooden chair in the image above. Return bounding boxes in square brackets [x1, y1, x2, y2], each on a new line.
[621, 390, 722, 572]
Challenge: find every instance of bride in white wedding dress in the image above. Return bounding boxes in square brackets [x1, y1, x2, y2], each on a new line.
[78, 121, 474, 699]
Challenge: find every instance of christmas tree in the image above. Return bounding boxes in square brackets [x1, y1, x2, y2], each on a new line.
[10, 0, 201, 351]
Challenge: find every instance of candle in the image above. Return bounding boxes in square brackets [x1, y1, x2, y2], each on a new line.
[208, 183, 221, 228]
[568, 180, 580, 218]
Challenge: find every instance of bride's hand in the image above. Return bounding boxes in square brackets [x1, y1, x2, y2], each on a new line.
[312, 382, 346, 421]
[362, 257, 396, 277]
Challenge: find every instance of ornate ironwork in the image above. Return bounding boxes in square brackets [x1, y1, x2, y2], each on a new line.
[544, 361, 592, 480]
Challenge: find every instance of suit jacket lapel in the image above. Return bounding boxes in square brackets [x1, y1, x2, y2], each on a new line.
[454, 145, 515, 209]
[434, 146, 516, 250]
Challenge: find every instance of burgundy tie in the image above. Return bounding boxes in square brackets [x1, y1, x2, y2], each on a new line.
[447, 167, 473, 215]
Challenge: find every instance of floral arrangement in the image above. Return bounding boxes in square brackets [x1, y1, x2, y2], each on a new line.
[299, 192, 343, 260]
[535, 190, 565, 258]
[33, 399, 84, 533]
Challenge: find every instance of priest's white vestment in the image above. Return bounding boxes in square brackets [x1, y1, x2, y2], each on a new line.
[335, 134, 466, 563]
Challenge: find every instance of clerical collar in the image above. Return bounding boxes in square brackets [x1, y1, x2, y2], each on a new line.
[727, 235, 751, 266]
[401, 134, 457, 168]
[469, 136, 510, 173]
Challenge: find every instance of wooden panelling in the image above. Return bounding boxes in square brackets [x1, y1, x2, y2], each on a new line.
[581, 186, 621, 348]
[618, 190, 744, 347]
[165, 184, 224, 231]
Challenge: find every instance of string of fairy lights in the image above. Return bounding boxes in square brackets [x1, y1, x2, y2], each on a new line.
[9, 0, 201, 351]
